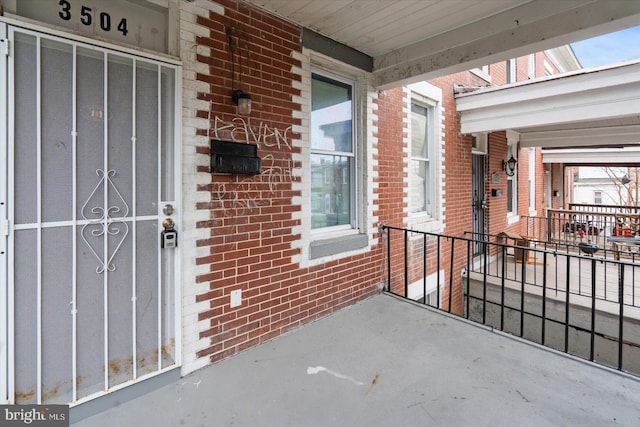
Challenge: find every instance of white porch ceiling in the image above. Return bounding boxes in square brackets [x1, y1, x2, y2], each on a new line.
[245, 0, 640, 89]
[456, 60, 640, 149]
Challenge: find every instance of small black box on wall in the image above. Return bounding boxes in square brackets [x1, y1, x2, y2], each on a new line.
[491, 189, 503, 197]
[210, 140, 261, 175]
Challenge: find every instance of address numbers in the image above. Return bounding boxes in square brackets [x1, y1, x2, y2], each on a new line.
[58, 0, 129, 36]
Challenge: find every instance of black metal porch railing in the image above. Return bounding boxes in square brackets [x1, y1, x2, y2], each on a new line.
[381, 224, 640, 376]
[523, 209, 640, 259]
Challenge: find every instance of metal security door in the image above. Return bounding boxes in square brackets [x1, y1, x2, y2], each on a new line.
[1, 25, 180, 405]
[472, 154, 486, 256]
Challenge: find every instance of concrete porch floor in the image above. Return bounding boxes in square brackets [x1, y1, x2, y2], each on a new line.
[74, 293, 640, 427]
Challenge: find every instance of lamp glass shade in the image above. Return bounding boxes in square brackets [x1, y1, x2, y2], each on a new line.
[503, 155, 517, 176]
[238, 96, 251, 115]
[233, 90, 252, 115]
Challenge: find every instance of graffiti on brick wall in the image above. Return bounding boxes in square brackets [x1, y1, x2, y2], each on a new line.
[211, 116, 292, 151]
[210, 178, 263, 216]
[209, 116, 300, 216]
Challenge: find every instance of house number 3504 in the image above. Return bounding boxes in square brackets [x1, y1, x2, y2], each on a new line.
[58, 0, 129, 36]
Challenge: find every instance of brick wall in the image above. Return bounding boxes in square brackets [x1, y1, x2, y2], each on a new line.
[375, 87, 407, 298]
[182, 0, 382, 368]
[376, 87, 407, 229]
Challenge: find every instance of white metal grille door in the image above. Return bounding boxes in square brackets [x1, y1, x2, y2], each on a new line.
[1, 26, 179, 405]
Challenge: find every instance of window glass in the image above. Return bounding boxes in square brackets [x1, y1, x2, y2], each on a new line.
[411, 102, 430, 214]
[507, 145, 516, 214]
[311, 74, 352, 152]
[528, 147, 535, 210]
[507, 180, 514, 213]
[311, 73, 354, 229]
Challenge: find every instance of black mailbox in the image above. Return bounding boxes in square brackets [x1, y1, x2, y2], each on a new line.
[210, 140, 261, 175]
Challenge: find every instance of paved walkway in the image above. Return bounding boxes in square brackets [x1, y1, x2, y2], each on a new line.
[74, 293, 640, 426]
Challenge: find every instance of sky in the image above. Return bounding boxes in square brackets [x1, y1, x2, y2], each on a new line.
[571, 25, 640, 68]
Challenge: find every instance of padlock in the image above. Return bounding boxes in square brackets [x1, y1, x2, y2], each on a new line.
[161, 228, 178, 249]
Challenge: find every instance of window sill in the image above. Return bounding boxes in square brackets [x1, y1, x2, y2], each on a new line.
[309, 232, 368, 260]
[408, 217, 444, 234]
[507, 214, 520, 225]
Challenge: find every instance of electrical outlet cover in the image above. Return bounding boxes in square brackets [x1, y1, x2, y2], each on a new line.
[230, 289, 242, 308]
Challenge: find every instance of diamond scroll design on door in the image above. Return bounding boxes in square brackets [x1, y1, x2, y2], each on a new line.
[81, 169, 130, 274]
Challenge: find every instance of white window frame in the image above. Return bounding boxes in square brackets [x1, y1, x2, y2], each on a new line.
[507, 58, 516, 83]
[409, 100, 433, 215]
[299, 51, 374, 265]
[472, 133, 488, 155]
[470, 66, 491, 83]
[310, 69, 357, 234]
[406, 82, 443, 233]
[528, 147, 536, 213]
[300, 47, 380, 268]
[323, 167, 331, 185]
[407, 270, 444, 305]
[528, 54, 536, 79]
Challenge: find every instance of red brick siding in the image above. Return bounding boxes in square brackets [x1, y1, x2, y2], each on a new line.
[193, 0, 380, 363]
[431, 72, 486, 313]
[375, 87, 407, 297]
[375, 87, 407, 229]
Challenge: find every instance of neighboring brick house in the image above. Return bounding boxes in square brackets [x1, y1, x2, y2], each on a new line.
[380, 51, 579, 313]
[0, 0, 584, 415]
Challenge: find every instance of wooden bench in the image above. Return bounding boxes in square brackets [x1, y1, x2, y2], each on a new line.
[608, 236, 640, 260]
[498, 231, 530, 263]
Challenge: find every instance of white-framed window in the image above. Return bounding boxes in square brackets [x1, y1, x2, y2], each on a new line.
[594, 191, 602, 204]
[407, 270, 444, 307]
[507, 144, 517, 215]
[506, 58, 516, 83]
[410, 101, 432, 215]
[528, 54, 536, 79]
[302, 52, 371, 263]
[528, 147, 536, 211]
[470, 66, 491, 83]
[472, 133, 488, 155]
[310, 71, 356, 230]
[407, 83, 443, 232]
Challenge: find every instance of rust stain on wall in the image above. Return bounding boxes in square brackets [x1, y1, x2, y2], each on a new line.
[42, 381, 64, 401]
[15, 387, 35, 403]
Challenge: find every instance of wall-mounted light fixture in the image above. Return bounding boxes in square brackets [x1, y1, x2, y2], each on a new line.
[232, 89, 251, 115]
[502, 155, 517, 177]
